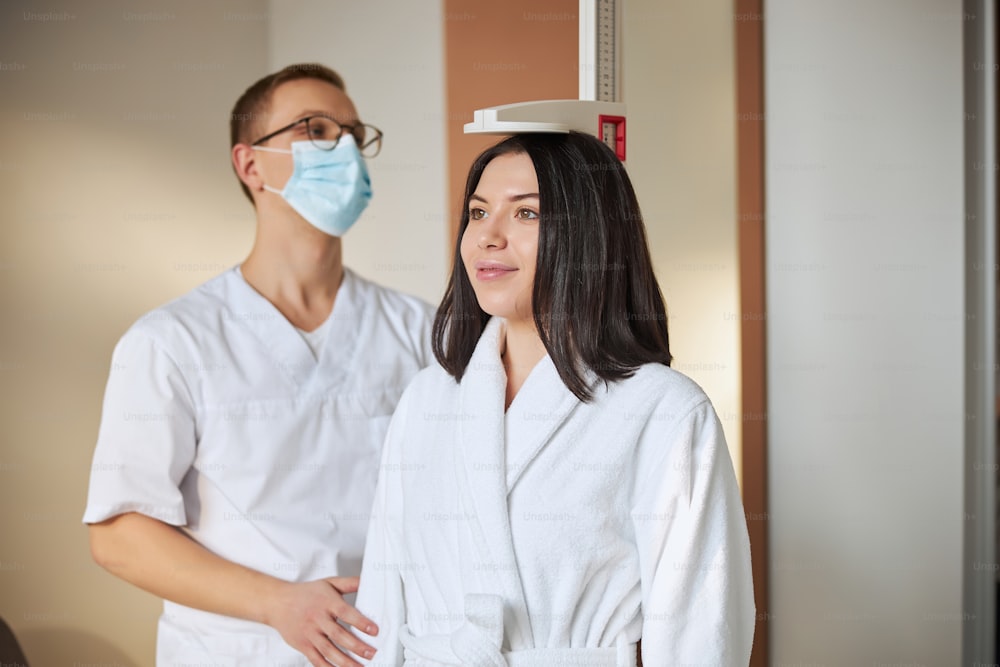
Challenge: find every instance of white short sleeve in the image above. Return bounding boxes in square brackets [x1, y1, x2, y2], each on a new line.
[83, 328, 197, 526]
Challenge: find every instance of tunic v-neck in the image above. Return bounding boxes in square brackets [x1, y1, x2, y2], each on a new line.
[226, 266, 361, 390]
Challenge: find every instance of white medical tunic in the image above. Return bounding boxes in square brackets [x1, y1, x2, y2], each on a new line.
[84, 267, 434, 666]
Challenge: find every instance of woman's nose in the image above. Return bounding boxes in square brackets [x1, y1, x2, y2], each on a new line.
[477, 220, 507, 250]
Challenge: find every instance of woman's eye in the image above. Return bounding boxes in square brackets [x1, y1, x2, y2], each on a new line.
[516, 208, 539, 220]
[469, 208, 487, 221]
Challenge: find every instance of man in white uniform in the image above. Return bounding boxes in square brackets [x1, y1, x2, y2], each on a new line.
[84, 63, 434, 667]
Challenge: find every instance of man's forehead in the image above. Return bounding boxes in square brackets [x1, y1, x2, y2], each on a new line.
[269, 79, 359, 120]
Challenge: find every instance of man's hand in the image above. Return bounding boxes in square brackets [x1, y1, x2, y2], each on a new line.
[267, 576, 378, 667]
[89, 514, 378, 666]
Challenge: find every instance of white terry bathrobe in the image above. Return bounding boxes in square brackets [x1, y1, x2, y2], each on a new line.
[355, 318, 755, 666]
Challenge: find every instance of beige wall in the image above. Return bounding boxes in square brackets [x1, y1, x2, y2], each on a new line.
[623, 1, 742, 476]
[443, 0, 579, 240]
[0, 1, 267, 664]
[766, 0, 965, 661]
[268, 0, 449, 302]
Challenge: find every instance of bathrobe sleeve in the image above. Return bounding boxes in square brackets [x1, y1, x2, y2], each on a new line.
[353, 391, 410, 667]
[632, 396, 755, 666]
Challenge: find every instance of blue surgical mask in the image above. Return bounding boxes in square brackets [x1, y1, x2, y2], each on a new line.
[253, 135, 372, 237]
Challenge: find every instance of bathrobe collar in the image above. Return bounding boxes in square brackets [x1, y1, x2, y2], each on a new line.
[456, 317, 593, 646]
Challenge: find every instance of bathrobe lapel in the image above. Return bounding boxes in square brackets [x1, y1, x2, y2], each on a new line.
[503, 353, 584, 492]
[455, 318, 586, 648]
[456, 319, 529, 645]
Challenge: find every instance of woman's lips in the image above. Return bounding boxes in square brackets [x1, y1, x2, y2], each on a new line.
[474, 261, 517, 281]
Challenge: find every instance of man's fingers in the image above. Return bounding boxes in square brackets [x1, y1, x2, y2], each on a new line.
[324, 577, 378, 637]
[319, 614, 376, 659]
[331, 604, 378, 637]
[326, 575, 360, 594]
[305, 647, 361, 667]
[303, 646, 330, 667]
[316, 636, 363, 667]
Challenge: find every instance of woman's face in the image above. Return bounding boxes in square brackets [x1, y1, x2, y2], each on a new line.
[460, 152, 540, 327]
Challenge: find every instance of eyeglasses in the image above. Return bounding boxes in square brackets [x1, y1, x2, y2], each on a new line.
[251, 115, 383, 157]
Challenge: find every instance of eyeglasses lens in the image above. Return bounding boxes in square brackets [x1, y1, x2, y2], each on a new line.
[304, 117, 381, 157]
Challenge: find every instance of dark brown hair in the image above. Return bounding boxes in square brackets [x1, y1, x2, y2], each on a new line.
[229, 63, 346, 202]
[432, 132, 671, 401]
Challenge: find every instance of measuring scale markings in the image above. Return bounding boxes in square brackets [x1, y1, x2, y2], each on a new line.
[597, 0, 617, 103]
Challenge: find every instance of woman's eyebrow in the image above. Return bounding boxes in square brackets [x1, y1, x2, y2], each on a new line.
[468, 192, 539, 204]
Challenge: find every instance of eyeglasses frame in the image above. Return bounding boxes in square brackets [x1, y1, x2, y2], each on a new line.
[250, 115, 383, 156]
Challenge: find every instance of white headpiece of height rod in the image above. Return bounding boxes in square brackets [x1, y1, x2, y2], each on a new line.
[463, 0, 627, 161]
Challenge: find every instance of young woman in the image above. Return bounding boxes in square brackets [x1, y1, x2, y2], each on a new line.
[354, 132, 755, 666]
